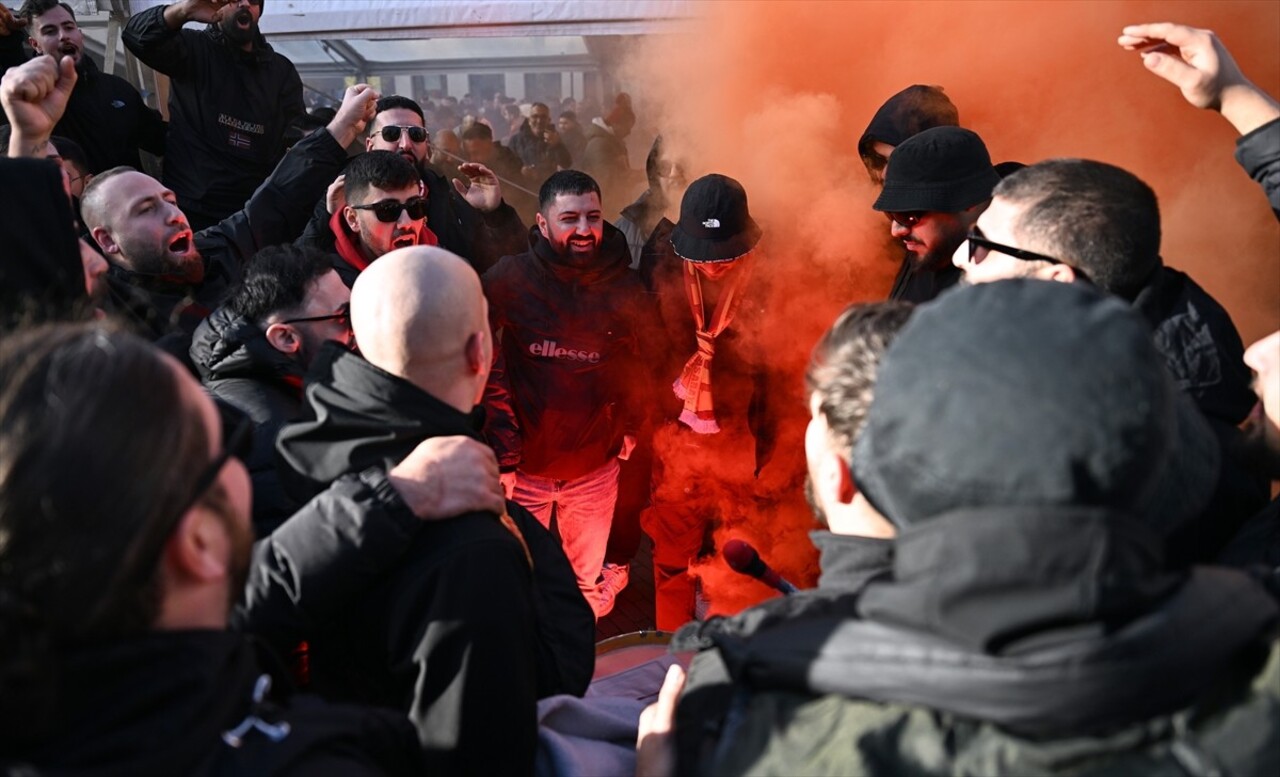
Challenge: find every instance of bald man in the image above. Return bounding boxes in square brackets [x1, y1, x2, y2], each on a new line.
[276, 247, 594, 777]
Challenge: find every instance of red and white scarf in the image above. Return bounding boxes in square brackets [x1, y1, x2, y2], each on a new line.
[673, 258, 754, 433]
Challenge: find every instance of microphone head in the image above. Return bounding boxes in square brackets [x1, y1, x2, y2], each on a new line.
[722, 539, 760, 573]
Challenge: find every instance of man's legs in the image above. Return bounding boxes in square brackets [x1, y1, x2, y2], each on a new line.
[511, 471, 557, 530]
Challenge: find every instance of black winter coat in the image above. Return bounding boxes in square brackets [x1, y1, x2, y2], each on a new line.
[0, 630, 424, 775]
[191, 306, 304, 535]
[123, 5, 304, 228]
[275, 345, 595, 776]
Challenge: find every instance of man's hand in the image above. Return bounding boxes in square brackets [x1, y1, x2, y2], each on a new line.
[636, 664, 686, 777]
[325, 174, 346, 215]
[164, 0, 236, 28]
[0, 4, 28, 37]
[499, 471, 517, 500]
[386, 436, 505, 519]
[326, 83, 379, 149]
[453, 162, 503, 213]
[1119, 23, 1280, 135]
[1, 55, 76, 157]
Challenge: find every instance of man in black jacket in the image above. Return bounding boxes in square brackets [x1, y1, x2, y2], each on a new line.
[654, 281, 1280, 776]
[276, 246, 595, 776]
[483, 170, 653, 618]
[75, 81, 376, 358]
[2, 0, 167, 173]
[952, 158, 1266, 562]
[298, 95, 528, 277]
[0, 322, 510, 774]
[191, 244, 352, 534]
[123, 0, 304, 230]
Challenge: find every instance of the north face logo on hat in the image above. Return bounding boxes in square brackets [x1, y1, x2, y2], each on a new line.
[702, 218, 720, 228]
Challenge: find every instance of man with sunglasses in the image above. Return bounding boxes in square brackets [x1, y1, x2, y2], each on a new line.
[299, 95, 527, 278]
[191, 245, 353, 534]
[872, 126, 999, 304]
[953, 158, 1265, 566]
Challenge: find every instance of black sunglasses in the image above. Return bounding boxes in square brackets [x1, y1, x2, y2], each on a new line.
[378, 125, 428, 144]
[349, 196, 428, 223]
[280, 301, 350, 327]
[965, 226, 1063, 266]
[885, 211, 925, 228]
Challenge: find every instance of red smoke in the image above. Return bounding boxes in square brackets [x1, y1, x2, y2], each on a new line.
[617, 0, 1280, 617]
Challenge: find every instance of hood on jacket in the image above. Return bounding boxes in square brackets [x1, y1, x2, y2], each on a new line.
[0, 158, 91, 331]
[190, 304, 303, 386]
[857, 85, 959, 161]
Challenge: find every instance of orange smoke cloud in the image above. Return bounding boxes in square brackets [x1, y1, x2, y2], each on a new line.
[616, 0, 1279, 618]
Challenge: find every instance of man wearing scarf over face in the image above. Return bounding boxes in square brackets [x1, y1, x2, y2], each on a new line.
[639, 174, 772, 630]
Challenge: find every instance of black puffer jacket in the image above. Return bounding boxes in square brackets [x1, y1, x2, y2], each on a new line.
[0, 630, 424, 775]
[482, 223, 654, 479]
[123, 5, 304, 228]
[275, 345, 595, 776]
[191, 306, 305, 535]
[675, 507, 1280, 775]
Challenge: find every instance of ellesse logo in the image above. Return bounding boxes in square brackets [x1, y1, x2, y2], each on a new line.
[529, 339, 601, 363]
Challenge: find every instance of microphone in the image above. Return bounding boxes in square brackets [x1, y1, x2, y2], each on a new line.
[722, 539, 799, 595]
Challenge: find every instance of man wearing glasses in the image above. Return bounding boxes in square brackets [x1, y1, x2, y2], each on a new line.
[191, 245, 352, 534]
[871, 126, 999, 304]
[300, 95, 527, 277]
[952, 158, 1264, 566]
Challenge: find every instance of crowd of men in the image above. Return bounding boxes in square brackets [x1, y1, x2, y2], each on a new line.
[0, 2, 1278, 774]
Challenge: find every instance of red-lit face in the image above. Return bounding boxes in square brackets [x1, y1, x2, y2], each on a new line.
[344, 182, 426, 262]
[889, 209, 969, 272]
[536, 191, 604, 267]
[690, 259, 739, 281]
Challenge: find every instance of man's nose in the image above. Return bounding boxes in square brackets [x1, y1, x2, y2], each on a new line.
[890, 220, 909, 238]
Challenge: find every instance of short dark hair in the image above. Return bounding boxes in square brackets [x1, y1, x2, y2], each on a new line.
[226, 245, 335, 327]
[461, 123, 493, 142]
[530, 102, 550, 114]
[806, 301, 914, 460]
[50, 135, 88, 175]
[344, 150, 420, 205]
[0, 323, 213, 735]
[995, 159, 1162, 299]
[558, 110, 577, 122]
[19, 0, 74, 26]
[538, 169, 601, 212]
[374, 95, 425, 127]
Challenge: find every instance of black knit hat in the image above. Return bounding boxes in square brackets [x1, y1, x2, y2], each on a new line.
[872, 126, 999, 214]
[853, 280, 1219, 535]
[671, 174, 762, 263]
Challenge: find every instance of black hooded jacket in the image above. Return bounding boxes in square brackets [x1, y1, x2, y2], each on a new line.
[123, 5, 304, 228]
[297, 162, 528, 283]
[0, 158, 91, 331]
[191, 306, 305, 535]
[0, 630, 425, 775]
[482, 223, 655, 479]
[674, 507, 1280, 775]
[1236, 117, 1280, 219]
[274, 344, 594, 775]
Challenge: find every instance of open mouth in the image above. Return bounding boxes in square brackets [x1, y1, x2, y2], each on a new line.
[391, 233, 418, 249]
[168, 231, 193, 255]
[58, 44, 79, 58]
[234, 8, 253, 28]
[569, 238, 595, 252]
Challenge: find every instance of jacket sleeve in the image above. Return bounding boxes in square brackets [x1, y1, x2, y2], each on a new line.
[233, 467, 422, 656]
[458, 194, 528, 275]
[0, 28, 27, 73]
[480, 271, 523, 471]
[507, 501, 596, 696]
[201, 125, 350, 277]
[130, 87, 168, 156]
[122, 4, 193, 79]
[295, 193, 340, 253]
[411, 534, 539, 776]
[1235, 118, 1280, 220]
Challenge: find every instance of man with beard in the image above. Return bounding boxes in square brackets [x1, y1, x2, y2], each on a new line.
[124, 0, 305, 230]
[483, 169, 654, 618]
[299, 95, 527, 277]
[509, 101, 571, 188]
[191, 245, 354, 534]
[2, 0, 167, 173]
[75, 79, 377, 359]
[872, 126, 998, 303]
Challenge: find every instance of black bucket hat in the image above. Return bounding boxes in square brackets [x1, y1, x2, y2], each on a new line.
[670, 174, 763, 263]
[872, 126, 999, 214]
[853, 279, 1220, 536]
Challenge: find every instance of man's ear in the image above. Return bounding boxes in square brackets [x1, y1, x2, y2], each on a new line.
[364, 135, 376, 152]
[264, 322, 302, 356]
[535, 211, 550, 240]
[343, 205, 361, 234]
[814, 447, 856, 508]
[91, 226, 120, 257]
[164, 507, 230, 585]
[464, 331, 486, 375]
[1043, 263, 1079, 285]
